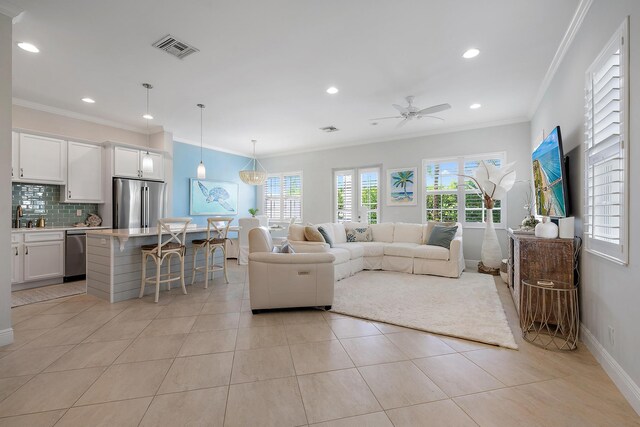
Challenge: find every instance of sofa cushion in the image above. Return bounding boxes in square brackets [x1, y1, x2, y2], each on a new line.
[383, 242, 420, 257]
[413, 245, 450, 261]
[357, 242, 385, 257]
[304, 226, 325, 242]
[427, 225, 458, 249]
[346, 227, 373, 242]
[393, 222, 424, 244]
[328, 247, 350, 264]
[370, 223, 395, 243]
[317, 226, 334, 247]
[333, 243, 364, 259]
[343, 222, 368, 230]
[331, 223, 347, 244]
[288, 224, 306, 241]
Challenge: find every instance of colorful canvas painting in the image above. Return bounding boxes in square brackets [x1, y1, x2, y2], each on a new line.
[532, 127, 567, 217]
[190, 179, 238, 215]
[387, 167, 417, 206]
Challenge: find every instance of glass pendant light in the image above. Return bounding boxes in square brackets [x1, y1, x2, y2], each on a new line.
[239, 139, 267, 185]
[141, 83, 154, 174]
[196, 103, 206, 179]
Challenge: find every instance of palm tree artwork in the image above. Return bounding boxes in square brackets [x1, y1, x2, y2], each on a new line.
[388, 168, 417, 205]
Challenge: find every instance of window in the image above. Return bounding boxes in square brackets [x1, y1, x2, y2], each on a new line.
[334, 167, 380, 224]
[263, 172, 302, 222]
[584, 19, 628, 264]
[423, 153, 505, 227]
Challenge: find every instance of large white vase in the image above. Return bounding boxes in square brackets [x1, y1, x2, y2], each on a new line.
[481, 208, 502, 269]
[535, 216, 559, 239]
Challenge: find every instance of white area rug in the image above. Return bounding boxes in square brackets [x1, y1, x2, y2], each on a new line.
[12, 281, 87, 307]
[332, 271, 518, 349]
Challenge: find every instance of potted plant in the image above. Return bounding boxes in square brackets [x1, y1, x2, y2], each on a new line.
[248, 208, 259, 217]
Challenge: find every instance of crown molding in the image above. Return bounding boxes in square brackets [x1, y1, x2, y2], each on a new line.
[13, 98, 151, 134]
[0, 0, 23, 19]
[258, 117, 529, 159]
[528, 0, 593, 117]
[172, 137, 251, 158]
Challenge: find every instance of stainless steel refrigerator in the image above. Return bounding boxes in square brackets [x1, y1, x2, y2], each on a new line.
[113, 178, 167, 229]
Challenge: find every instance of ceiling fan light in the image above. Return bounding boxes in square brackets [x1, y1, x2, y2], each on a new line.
[197, 161, 206, 179]
[141, 152, 154, 173]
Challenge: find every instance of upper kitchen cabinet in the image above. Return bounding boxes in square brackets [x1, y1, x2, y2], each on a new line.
[11, 131, 19, 180]
[113, 146, 164, 181]
[63, 141, 103, 203]
[17, 133, 67, 184]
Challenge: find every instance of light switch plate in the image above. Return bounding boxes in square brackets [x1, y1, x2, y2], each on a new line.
[76, 209, 82, 217]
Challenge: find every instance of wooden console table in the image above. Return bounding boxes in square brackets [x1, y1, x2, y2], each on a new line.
[507, 230, 575, 315]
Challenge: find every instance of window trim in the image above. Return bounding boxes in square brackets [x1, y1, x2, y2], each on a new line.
[262, 171, 303, 223]
[422, 152, 508, 229]
[332, 165, 382, 224]
[583, 18, 629, 265]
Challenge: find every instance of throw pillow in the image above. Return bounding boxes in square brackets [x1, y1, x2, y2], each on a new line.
[346, 227, 373, 242]
[273, 242, 296, 253]
[427, 225, 458, 249]
[304, 226, 326, 243]
[317, 226, 334, 248]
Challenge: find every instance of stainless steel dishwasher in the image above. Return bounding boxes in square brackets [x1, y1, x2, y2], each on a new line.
[65, 230, 87, 281]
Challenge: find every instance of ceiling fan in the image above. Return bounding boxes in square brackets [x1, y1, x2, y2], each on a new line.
[370, 96, 451, 128]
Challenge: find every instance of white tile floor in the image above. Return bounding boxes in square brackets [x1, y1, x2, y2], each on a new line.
[1, 264, 638, 426]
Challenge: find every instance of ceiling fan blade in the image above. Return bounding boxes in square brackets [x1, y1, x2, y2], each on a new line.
[395, 118, 409, 129]
[417, 103, 451, 115]
[392, 104, 408, 115]
[417, 115, 445, 122]
[369, 116, 403, 121]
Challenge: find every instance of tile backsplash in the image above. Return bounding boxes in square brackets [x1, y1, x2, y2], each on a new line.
[12, 183, 99, 227]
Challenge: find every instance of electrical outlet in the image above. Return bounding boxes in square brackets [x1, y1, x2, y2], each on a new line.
[608, 326, 615, 346]
[76, 209, 82, 217]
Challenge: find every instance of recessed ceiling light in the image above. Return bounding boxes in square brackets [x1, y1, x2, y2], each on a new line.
[81, 97, 95, 104]
[326, 87, 339, 94]
[143, 114, 154, 120]
[462, 48, 480, 59]
[17, 42, 39, 53]
[470, 103, 482, 109]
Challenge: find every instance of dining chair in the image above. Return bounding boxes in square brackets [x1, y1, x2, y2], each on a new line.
[191, 217, 233, 288]
[140, 217, 191, 303]
[238, 217, 260, 265]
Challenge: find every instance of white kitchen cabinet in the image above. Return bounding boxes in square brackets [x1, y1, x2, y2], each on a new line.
[11, 244, 23, 284]
[65, 141, 103, 202]
[23, 240, 65, 282]
[18, 133, 66, 184]
[114, 146, 164, 181]
[11, 131, 19, 181]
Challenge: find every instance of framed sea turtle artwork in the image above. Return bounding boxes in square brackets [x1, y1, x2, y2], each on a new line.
[190, 179, 239, 215]
[386, 167, 417, 206]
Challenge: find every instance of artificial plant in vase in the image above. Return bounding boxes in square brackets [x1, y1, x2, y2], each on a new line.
[248, 208, 259, 218]
[461, 161, 516, 273]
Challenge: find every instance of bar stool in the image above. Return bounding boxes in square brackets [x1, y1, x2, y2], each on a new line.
[139, 218, 192, 303]
[192, 217, 233, 288]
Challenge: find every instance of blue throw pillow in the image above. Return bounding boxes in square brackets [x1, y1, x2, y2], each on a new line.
[427, 225, 458, 249]
[317, 226, 334, 248]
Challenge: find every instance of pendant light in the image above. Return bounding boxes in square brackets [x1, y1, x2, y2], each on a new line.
[196, 103, 206, 179]
[141, 83, 154, 174]
[239, 139, 267, 185]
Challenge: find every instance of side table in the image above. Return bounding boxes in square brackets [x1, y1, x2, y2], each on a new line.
[520, 278, 579, 350]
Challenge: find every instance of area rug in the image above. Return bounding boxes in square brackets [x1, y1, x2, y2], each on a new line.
[12, 281, 87, 307]
[332, 271, 518, 349]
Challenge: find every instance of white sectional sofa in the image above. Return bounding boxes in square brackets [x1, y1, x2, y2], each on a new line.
[287, 222, 464, 280]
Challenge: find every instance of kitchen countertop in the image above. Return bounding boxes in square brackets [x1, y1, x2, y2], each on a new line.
[11, 226, 111, 233]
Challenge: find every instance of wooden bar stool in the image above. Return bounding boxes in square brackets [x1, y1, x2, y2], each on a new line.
[192, 217, 233, 288]
[140, 218, 192, 303]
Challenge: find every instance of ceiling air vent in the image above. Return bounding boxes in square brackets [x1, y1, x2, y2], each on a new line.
[320, 126, 339, 133]
[152, 34, 199, 60]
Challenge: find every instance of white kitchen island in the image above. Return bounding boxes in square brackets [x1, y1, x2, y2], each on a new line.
[86, 226, 238, 302]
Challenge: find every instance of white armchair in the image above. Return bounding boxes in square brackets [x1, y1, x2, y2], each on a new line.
[248, 227, 336, 313]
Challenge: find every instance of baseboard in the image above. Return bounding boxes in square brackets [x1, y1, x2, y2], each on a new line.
[465, 259, 479, 270]
[0, 328, 14, 347]
[580, 323, 640, 416]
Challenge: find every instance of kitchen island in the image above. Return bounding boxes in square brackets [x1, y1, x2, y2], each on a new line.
[86, 226, 238, 302]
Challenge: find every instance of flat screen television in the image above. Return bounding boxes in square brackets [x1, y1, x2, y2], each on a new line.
[532, 126, 569, 217]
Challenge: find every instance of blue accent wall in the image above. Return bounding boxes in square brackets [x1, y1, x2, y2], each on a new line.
[172, 141, 257, 226]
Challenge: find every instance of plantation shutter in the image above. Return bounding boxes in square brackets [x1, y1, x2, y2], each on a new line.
[334, 170, 354, 222]
[263, 172, 303, 222]
[359, 168, 380, 224]
[263, 176, 281, 221]
[283, 174, 302, 221]
[584, 19, 628, 264]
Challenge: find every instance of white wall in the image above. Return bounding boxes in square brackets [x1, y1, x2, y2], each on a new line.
[260, 121, 531, 261]
[530, 0, 640, 413]
[0, 13, 14, 345]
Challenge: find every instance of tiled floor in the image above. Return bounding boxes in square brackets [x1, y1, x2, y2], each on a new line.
[1, 264, 639, 426]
